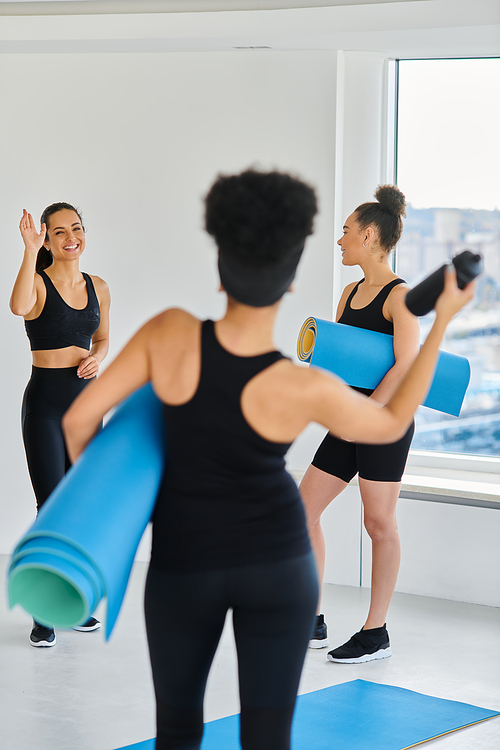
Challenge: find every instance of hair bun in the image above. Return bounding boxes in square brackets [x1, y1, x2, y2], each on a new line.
[375, 184, 406, 218]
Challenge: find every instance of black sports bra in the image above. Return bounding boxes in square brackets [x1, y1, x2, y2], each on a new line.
[338, 277, 405, 396]
[25, 270, 100, 351]
[338, 277, 405, 335]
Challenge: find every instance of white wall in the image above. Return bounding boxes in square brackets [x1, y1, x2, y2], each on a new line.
[390, 499, 500, 607]
[1, 49, 339, 553]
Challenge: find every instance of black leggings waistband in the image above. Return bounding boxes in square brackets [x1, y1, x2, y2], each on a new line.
[23, 367, 90, 423]
[30, 365, 80, 380]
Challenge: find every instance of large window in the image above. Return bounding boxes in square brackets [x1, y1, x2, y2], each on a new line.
[396, 58, 500, 457]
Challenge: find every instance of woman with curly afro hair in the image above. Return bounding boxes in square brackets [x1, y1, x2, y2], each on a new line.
[303, 185, 421, 664]
[63, 170, 472, 750]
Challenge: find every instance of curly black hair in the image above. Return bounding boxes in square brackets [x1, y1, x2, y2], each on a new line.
[204, 168, 317, 266]
[354, 184, 406, 252]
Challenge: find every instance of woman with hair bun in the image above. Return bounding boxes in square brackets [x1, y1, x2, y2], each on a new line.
[303, 185, 421, 663]
[10, 203, 110, 647]
[62, 171, 471, 749]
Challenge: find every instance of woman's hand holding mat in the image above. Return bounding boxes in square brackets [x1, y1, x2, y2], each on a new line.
[8, 384, 165, 639]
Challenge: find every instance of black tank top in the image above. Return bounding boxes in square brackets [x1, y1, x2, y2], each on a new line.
[25, 270, 100, 351]
[338, 277, 405, 394]
[150, 319, 311, 572]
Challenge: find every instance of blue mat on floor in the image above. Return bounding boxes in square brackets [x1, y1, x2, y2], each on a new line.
[114, 679, 499, 749]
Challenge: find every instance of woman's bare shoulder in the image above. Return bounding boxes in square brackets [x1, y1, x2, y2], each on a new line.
[247, 358, 353, 441]
[385, 280, 415, 317]
[87, 275, 110, 308]
[142, 308, 201, 350]
[148, 307, 200, 329]
[266, 358, 343, 400]
[343, 280, 359, 294]
[88, 274, 109, 292]
[391, 279, 411, 297]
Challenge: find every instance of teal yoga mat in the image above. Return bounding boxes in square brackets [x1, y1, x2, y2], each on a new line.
[8, 384, 165, 639]
[114, 680, 499, 749]
[297, 318, 470, 417]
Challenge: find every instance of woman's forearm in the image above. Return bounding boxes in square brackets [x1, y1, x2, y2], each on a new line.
[370, 360, 416, 406]
[90, 337, 109, 366]
[385, 314, 448, 425]
[63, 398, 102, 464]
[384, 268, 474, 428]
[64, 322, 152, 462]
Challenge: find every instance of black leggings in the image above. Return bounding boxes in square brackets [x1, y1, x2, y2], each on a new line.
[21, 366, 92, 510]
[145, 552, 318, 750]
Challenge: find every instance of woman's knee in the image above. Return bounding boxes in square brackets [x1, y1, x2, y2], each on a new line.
[363, 514, 398, 542]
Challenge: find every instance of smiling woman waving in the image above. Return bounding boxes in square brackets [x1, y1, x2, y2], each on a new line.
[10, 203, 110, 648]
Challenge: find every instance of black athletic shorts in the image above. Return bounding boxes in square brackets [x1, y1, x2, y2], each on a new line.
[311, 421, 414, 483]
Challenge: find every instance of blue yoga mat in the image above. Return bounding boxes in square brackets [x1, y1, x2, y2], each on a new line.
[297, 318, 470, 416]
[114, 679, 499, 750]
[8, 383, 165, 640]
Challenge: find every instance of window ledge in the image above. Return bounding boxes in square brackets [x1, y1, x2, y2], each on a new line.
[290, 458, 500, 510]
[406, 449, 500, 474]
[402, 450, 500, 508]
[334, 468, 500, 509]
[399, 470, 500, 509]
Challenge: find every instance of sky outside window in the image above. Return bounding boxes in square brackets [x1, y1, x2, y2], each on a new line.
[397, 58, 500, 457]
[397, 58, 500, 212]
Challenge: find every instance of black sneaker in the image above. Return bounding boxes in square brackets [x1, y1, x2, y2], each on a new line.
[29, 622, 56, 648]
[309, 614, 330, 649]
[73, 616, 101, 632]
[327, 624, 391, 663]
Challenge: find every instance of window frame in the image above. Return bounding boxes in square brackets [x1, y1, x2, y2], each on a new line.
[393, 56, 500, 472]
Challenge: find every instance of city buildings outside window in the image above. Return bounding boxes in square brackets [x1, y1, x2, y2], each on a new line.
[396, 58, 500, 456]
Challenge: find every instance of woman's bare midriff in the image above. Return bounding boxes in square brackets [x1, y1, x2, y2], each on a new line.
[32, 347, 90, 369]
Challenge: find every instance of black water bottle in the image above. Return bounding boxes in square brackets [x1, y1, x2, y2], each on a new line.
[405, 250, 483, 317]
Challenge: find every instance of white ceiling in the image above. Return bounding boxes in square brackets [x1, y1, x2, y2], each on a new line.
[0, 0, 433, 13]
[0, 0, 499, 60]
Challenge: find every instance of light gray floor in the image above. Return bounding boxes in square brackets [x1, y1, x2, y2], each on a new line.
[1, 554, 499, 750]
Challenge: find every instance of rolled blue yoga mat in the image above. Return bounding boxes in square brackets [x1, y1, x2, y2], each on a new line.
[8, 383, 165, 639]
[297, 318, 470, 416]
